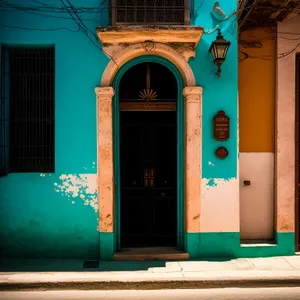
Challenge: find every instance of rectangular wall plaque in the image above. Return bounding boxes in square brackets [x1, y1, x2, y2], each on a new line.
[213, 110, 230, 141]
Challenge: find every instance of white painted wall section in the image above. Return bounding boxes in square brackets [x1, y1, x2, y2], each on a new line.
[239, 152, 274, 239]
[200, 178, 239, 232]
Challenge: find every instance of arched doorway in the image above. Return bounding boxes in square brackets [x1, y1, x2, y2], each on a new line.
[96, 53, 202, 259]
[112, 56, 185, 251]
[119, 62, 178, 248]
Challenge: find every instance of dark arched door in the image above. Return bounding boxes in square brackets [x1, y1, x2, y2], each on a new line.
[119, 63, 177, 248]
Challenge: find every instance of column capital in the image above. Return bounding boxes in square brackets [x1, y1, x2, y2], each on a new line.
[183, 86, 203, 99]
[95, 87, 115, 98]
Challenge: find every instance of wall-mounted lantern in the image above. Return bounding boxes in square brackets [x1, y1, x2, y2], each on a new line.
[209, 28, 231, 77]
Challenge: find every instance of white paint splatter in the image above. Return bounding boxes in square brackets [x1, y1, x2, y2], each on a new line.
[40, 173, 46, 177]
[208, 161, 215, 167]
[54, 174, 98, 212]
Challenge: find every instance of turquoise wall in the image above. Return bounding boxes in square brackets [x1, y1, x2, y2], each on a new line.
[0, 0, 110, 258]
[0, 0, 239, 259]
[185, 232, 295, 259]
[192, 0, 238, 179]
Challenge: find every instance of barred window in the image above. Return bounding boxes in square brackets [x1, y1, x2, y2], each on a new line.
[0, 46, 55, 175]
[111, 0, 190, 25]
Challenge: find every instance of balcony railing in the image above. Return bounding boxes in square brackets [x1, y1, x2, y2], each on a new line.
[111, 0, 190, 25]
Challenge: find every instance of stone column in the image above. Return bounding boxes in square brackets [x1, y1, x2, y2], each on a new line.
[183, 87, 203, 232]
[95, 87, 115, 233]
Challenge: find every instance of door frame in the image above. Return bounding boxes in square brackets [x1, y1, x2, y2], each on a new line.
[112, 55, 185, 251]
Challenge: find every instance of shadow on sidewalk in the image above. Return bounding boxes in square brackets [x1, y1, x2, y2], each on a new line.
[0, 257, 232, 272]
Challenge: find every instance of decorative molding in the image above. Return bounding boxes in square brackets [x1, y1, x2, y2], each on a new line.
[95, 87, 115, 97]
[183, 87, 203, 100]
[142, 40, 156, 52]
[95, 87, 115, 102]
[97, 25, 203, 62]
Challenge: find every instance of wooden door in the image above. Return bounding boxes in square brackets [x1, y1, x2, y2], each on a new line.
[120, 111, 177, 247]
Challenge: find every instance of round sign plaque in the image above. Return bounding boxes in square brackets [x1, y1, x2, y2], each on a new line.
[215, 147, 229, 159]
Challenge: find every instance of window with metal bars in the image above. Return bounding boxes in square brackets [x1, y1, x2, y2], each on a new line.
[0, 46, 55, 175]
[111, 0, 190, 25]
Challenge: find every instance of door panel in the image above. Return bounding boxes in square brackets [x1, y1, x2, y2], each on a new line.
[120, 111, 177, 248]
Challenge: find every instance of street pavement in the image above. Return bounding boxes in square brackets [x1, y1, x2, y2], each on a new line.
[1, 256, 300, 290]
[1, 288, 300, 300]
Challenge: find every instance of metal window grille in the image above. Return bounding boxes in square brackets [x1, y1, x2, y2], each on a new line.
[111, 0, 190, 25]
[0, 46, 55, 173]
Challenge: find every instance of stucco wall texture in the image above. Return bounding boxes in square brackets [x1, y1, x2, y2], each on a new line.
[238, 27, 276, 240]
[276, 15, 300, 233]
[0, 0, 109, 258]
[3, 0, 296, 259]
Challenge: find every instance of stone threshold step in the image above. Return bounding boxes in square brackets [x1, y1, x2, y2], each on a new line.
[113, 247, 189, 261]
[240, 239, 277, 247]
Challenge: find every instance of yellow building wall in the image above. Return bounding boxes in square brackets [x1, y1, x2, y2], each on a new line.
[239, 28, 276, 153]
[239, 27, 276, 240]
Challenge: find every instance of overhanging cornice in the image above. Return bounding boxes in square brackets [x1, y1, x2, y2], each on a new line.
[96, 25, 204, 61]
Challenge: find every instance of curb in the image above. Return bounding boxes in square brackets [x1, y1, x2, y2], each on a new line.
[2, 278, 300, 291]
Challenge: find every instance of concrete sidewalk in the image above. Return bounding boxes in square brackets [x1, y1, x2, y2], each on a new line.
[1, 256, 300, 290]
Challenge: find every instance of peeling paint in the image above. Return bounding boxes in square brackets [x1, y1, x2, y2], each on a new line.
[54, 174, 98, 212]
[206, 178, 217, 187]
[205, 177, 235, 188]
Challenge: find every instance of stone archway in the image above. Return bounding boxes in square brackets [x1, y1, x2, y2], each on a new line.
[95, 28, 203, 259]
[100, 42, 197, 87]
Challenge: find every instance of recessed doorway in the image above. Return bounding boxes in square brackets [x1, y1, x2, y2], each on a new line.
[119, 62, 178, 248]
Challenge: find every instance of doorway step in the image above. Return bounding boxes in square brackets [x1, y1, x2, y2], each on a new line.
[113, 247, 189, 261]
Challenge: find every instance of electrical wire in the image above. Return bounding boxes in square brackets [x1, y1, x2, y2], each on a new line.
[0, 0, 109, 13]
[1, 0, 299, 61]
[0, 6, 101, 23]
[0, 21, 80, 32]
[195, 0, 205, 15]
[59, 0, 118, 68]
[30, 0, 49, 6]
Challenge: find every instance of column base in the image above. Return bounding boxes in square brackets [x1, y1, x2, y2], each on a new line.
[99, 232, 115, 261]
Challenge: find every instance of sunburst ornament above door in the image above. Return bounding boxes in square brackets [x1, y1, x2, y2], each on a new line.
[138, 63, 158, 101]
[139, 89, 158, 101]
